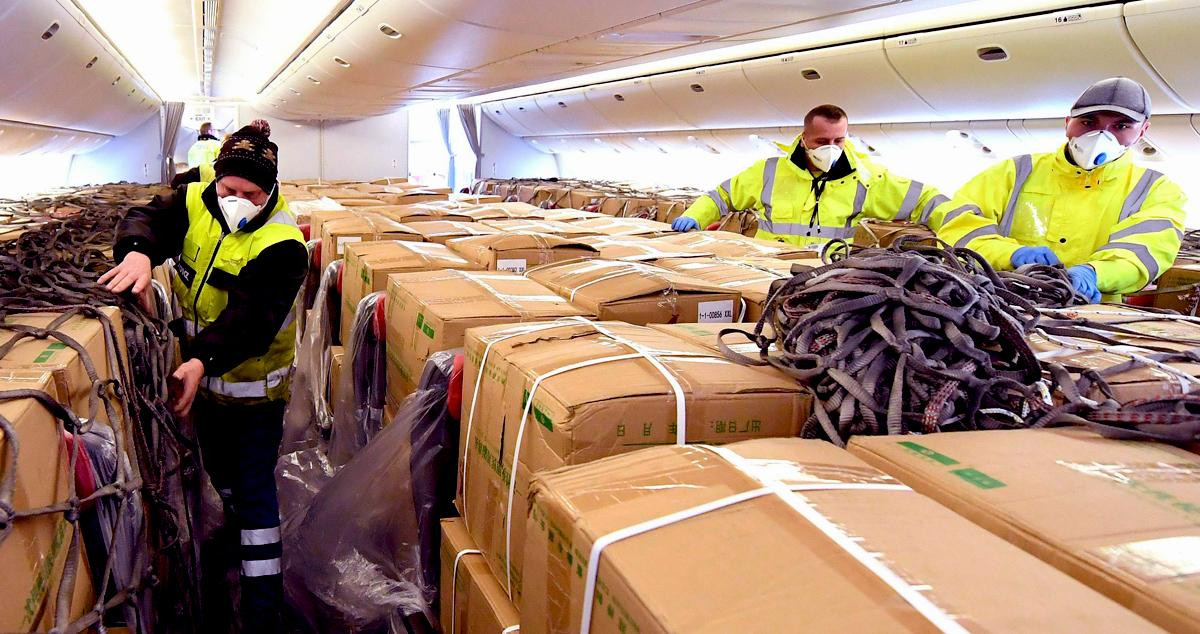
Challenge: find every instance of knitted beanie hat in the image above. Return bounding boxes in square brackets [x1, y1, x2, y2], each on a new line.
[213, 119, 278, 193]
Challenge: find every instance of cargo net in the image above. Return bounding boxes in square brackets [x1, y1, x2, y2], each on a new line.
[0, 187, 203, 633]
[722, 240, 1084, 446]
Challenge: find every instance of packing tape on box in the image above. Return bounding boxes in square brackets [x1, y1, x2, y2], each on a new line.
[1034, 327, 1200, 393]
[460, 318, 596, 531]
[502, 321, 718, 595]
[458, 271, 569, 311]
[450, 547, 483, 634]
[402, 241, 471, 267]
[576, 444, 967, 634]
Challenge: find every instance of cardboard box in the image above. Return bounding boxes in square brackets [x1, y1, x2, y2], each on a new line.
[480, 219, 600, 238]
[567, 188, 607, 211]
[599, 196, 657, 219]
[310, 187, 368, 199]
[440, 519, 520, 634]
[852, 219, 936, 248]
[370, 203, 455, 224]
[384, 270, 590, 409]
[1150, 263, 1200, 314]
[653, 231, 815, 260]
[655, 199, 692, 224]
[329, 345, 345, 419]
[446, 233, 600, 273]
[575, 236, 706, 263]
[654, 257, 790, 322]
[526, 259, 741, 325]
[515, 184, 539, 204]
[522, 208, 608, 223]
[570, 217, 672, 238]
[320, 214, 422, 270]
[647, 322, 767, 359]
[341, 241, 480, 344]
[1030, 305, 1200, 403]
[0, 307, 127, 426]
[453, 203, 539, 223]
[404, 220, 500, 245]
[449, 193, 504, 205]
[0, 371, 96, 632]
[521, 437, 1161, 634]
[850, 427, 1200, 633]
[377, 191, 451, 206]
[459, 321, 807, 599]
[309, 209, 363, 247]
[369, 176, 408, 186]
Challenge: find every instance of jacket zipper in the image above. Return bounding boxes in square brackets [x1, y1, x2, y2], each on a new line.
[190, 230, 228, 342]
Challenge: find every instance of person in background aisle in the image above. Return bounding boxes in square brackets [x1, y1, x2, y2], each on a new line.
[937, 77, 1187, 303]
[100, 121, 305, 633]
[171, 120, 272, 187]
[671, 104, 955, 246]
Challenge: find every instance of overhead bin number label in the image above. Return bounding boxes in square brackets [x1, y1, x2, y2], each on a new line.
[698, 300, 735, 323]
[895, 37, 919, 47]
[1053, 12, 1083, 25]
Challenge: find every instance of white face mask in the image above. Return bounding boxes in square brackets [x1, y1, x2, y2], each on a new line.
[806, 143, 843, 173]
[1067, 130, 1127, 170]
[217, 185, 274, 231]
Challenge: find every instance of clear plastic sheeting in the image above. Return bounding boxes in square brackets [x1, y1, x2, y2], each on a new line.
[328, 291, 387, 466]
[278, 351, 456, 632]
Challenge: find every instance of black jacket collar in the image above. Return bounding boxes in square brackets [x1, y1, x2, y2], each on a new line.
[201, 181, 281, 234]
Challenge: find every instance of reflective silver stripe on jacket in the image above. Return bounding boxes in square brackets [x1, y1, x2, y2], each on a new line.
[182, 307, 296, 338]
[1119, 169, 1164, 222]
[758, 220, 855, 240]
[1108, 218, 1182, 242]
[760, 159, 780, 221]
[839, 181, 869, 231]
[202, 365, 292, 399]
[1095, 241, 1161, 281]
[940, 204, 982, 227]
[998, 154, 1033, 236]
[241, 558, 281, 577]
[918, 194, 950, 224]
[954, 226, 1000, 249]
[707, 178, 732, 218]
[895, 180, 924, 221]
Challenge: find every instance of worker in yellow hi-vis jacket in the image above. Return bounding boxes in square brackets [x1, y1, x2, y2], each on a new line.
[673, 104, 957, 246]
[937, 77, 1187, 302]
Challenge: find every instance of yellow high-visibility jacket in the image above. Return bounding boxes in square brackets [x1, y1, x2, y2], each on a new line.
[682, 137, 955, 246]
[937, 145, 1187, 295]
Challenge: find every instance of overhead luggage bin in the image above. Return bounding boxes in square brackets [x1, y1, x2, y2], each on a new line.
[1125, 0, 1200, 110]
[1132, 113, 1200, 162]
[0, 120, 110, 155]
[533, 91, 620, 135]
[649, 64, 788, 130]
[966, 120, 1028, 159]
[709, 128, 787, 155]
[505, 95, 561, 135]
[742, 41, 936, 125]
[1014, 119, 1072, 153]
[583, 79, 693, 133]
[483, 103, 534, 137]
[884, 5, 1191, 120]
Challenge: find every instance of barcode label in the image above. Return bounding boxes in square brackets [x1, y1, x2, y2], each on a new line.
[336, 236, 362, 254]
[698, 299, 735, 323]
[497, 258, 527, 273]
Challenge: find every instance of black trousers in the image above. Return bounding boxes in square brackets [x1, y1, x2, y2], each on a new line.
[194, 393, 285, 633]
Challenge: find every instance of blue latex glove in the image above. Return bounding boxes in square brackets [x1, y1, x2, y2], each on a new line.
[1010, 246, 1062, 267]
[1068, 265, 1101, 303]
[672, 216, 699, 232]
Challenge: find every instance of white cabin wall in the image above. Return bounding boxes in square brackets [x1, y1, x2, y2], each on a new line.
[479, 115, 558, 180]
[66, 112, 161, 186]
[322, 109, 409, 181]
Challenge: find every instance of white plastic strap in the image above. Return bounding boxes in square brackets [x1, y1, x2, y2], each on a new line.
[501, 626, 519, 634]
[567, 261, 665, 302]
[450, 547, 483, 634]
[1034, 327, 1200, 394]
[460, 317, 593, 529]
[461, 271, 567, 304]
[503, 321, 704, 596]
[578, 446, 964, 634]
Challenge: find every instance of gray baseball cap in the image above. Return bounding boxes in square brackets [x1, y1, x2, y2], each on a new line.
[1070, 77, 1152, 122]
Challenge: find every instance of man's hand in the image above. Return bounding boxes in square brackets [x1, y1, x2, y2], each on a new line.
[99, 252, 152, 294]
[169, 358, 205, 416]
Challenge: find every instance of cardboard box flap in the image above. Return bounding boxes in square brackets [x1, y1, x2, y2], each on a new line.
[348, 240, 474, 270]
[405, 220, 500, 241]
[656, 257, 784, 300]
[447, 232, 601, 257]
[654, 231, 814, 259]
[526, 259, 734, 308]
[481, 219, 600, 236]
[323, 213, 418, 238]
[524, 208, 608, 223]
[525, 437, 1160, 634]
[393, 270, 589, 321]
[473, 320, 798, 409]
[454, 205, 538, 222]
[440, 519, 519, 634]
[576, 236, 706, 261]
[849, 427, 1200, 632]
[572, 217, 672, 236]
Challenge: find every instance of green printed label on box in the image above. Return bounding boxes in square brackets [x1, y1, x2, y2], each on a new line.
[33, 342, 67, 364]
[898, 441, 959, 466]
[951, 467, 1006, 490]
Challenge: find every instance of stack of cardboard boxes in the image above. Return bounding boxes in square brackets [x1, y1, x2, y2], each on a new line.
[0, 307, 131, 629]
